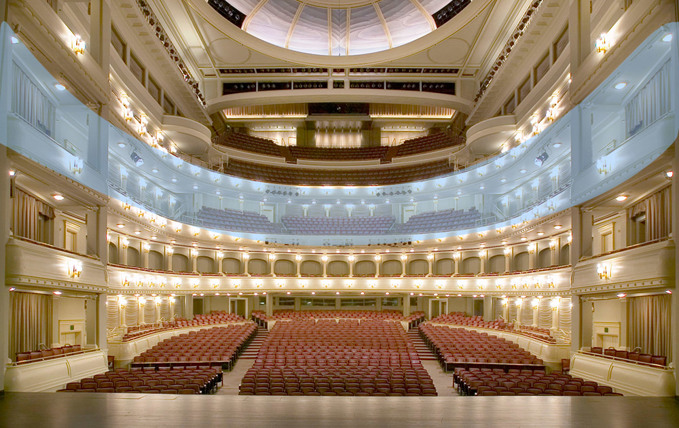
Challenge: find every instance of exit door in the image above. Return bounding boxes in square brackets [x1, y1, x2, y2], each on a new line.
[230, 298, 247, 318]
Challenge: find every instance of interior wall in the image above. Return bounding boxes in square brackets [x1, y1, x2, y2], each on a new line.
[53, 297, 87, 347]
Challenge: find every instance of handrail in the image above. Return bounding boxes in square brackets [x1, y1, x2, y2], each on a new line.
[8, 346, 100, 366]
[576, 350, 673, 370]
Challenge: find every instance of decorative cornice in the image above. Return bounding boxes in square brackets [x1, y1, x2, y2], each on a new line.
[474, 0, 544, 103]
[136, 0, 206, 106]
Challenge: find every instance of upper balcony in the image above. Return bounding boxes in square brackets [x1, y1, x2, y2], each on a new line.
[0, 22, 677, 246]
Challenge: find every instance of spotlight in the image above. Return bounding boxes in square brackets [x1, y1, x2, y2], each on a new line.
[534, 151, 549, 166]
[130, 151, 144, 166]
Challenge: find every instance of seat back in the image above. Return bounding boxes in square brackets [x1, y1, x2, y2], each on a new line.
[651, 355, 667, 366]
[590, 347, 602, 354]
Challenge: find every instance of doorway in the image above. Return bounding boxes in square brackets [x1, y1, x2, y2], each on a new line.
[429, 299, 447, 319]
[230, 298, 248, 318]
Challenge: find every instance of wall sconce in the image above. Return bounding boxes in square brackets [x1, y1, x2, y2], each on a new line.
[299, 280, 308, 288]
[503, 247, 512, 256]
[596, 157, 611, 175]
[190, 279, 199, 288]
[138, 114, 148, 136]
[67, 260, 82, 278]
[321, 255, 328, 262]
[173, 280, 181, 289]
[391, 280, 400, 289]
[122, 277, 129, 287]
[217, 251, 224, 259]
[414, 280, 423, 289]
[190, 249, 198, 258]
[71, 34, 85, 55]
[348, 255, 355, 262]
[501, 299, 508, 306]
[276, 280, 286, 288]
[211, 232, 220, 240]
[155, 296, 161, 305]
[374, 254, 382, 261]
[242, 252, 250, 260]
[136, 279, 144, 288]
[322, 280, 330, 288]
[295, 254, 303, 262]
[550, 297, 560, 309]
[528, 243, 537, 254]
[345, 280, 354, 288]
[549, 240, 557, 250]
[531, 298, 540, 309]
[142, 243, 150, 253]
[478, 250, 487, 258]
[69, 157, 83, 175]
[211, 280, 220, 289]
[426, 253, 434, 260]
[400, 254, 408, 261]
[597, 264, 612, 280]
[268, 253, 276, 261]
[118, 296, 127, 308]
[453, 252, 461, 261]
[595, 33, 610, 54]
[232, 280, 241, 289]
[166, 247, 174, 255]
[515, 298, 523, 307]
[121, 238, 129, 248]
[369, 280, 377, 289]
[138, 296, 146, 306]
[436, 281, 445, 289]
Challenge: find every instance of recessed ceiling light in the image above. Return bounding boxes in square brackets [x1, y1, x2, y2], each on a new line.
[553, 142, 562, 148]
[616, 195, 628, 202]
[54, 83, 66, 91]
[537, 232, 544, 236]
[520, 237, 527, 241]
[10, 36, 19, 44]
[614, 82, 627, 90]
[152, 168, 159, 173]
[500, 178, 507, 183]
[617, 293, 626, 298]
[554, 225, 562, 230]
[8, 170, 16, 177]
[117, 142, 126, 148]
[662, 33, 673, 42]
[53, 291, 62, 295]
[666, 171, 673, 178]
[52, 194, 64, 201]
[479, 185, 485, 190]
[171, 178, 177, 183]
[134, 231, 141, 235]
[192, 185, 198, 190]
[151, 236, 157, 240]
[116, 223, 125, 228]
[520, 169, 527, 174]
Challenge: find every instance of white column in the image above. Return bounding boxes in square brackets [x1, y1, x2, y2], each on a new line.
[571, 295, 582, 354]
[0, 148, 11, 390]
[427, 254, 434, 276]
[184, 295, 194, 320]
[243, 253, 250, 276]
[401, 255, 407, 276]
[265, 293, 273, 317]
[453, 254, 460, 275]
[532, 299, 539, 327]
[403, 293, 411, 316]
[504, 248, 512, 272]
[96, 294, 107, 352]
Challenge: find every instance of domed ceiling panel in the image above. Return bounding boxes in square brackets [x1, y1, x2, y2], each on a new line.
[288, 6, 331, 55]
[379, 0, 432, 48]
[218, 0, 469, 56]
[348, 5, 389, 55]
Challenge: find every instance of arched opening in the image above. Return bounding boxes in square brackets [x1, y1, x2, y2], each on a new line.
[126, 247, 141, 268]
[408, 259, 428, 275]
[222, 258, 242, 274]
[274, 259, 295, 275]
[148, 250, 163, 270]
[560, 244, 570, 265]
[248, 258, 269, 275]
[514, 252, 529, 271]
[382, 260, 402, 276]
[108, 242, 118, 264]
[197, 256, 216, 273]
[327, 260, 349, 276]
[461, 257, 480, 275]
[538, 248, 552, 268]
[435, 258, 454, 275]
[488, 255, 505, 273]
[354, 260, 376, 276]
[300, 260, 322, 276]
[172, 254, 189, 272]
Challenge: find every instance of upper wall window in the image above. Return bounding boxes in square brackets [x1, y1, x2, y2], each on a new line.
[148, 76, 161, 104]
[504, 94, 516, 115]
[534, 53, 550, 84]
[554, 26, 569, 60]
[111, 26, 126, 60]
[163, 94, 175, 115]
[130, 53, 145, 85]
[518, 77, 531, 104]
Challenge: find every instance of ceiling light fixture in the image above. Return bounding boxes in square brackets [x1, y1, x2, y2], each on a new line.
[615, 195, 628, 202]
[52, 194, 64, 201]
[614, 82, 627, 90]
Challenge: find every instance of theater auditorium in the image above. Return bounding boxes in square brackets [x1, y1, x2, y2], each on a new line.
[0, 0, 679, 425]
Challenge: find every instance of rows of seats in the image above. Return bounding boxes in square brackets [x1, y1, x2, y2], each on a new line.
[15, 345, 83, 364]
[393, 208, 482, 233]
[213, 132, 283, 157]
[197, 207, 282, 234]
[239, 319, 436, 396]
[589, 347, 667, 366]
[121, 313, 247, 341]
[252, 310, 410, 322]
[391, 133, 464, 158]
[430, 312, 557, 343]
[289, 146, 389, 161]
[454, 367, 622, 396]
[224, 158, 456, 186]
[132, 324, 256, 369]
[420, 324, 543, 371]
[57, 366, 222, 394]
[123, 325, 169, 341]
[281, 216, 395, 235]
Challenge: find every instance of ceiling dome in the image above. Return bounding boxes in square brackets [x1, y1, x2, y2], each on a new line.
[224, 0, 453, 56]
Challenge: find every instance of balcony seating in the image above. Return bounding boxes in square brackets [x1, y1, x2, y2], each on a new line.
[391, 133, 464, 158]
[120, 312, 246, 341]
[197, 207, 282, 234]
[454, 367, 622, 396]
[586, 347, 668, 367]
[213, 132, 284, 157]
[132, 323, 256, 370]
[15, 345, 83, 364]
[420, 324, 543, 371]
[224, 158, 456, 186]
[289, 146, 389, 161]
[392, 208, 482, 233]
[251, 310, 424, 323]
[239, 319, 436, 396]
[281, 216, 395, 235]
[430, 312, 557, 343]
[57, 367, 222, 394]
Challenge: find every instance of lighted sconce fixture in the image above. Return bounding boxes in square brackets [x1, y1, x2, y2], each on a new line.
[71, 34, 85, 55]
[597, 264, 612, 280]
[118, 296, 127, 308]
[531, 298, 540, 309]
[142, 243, 150, 252]
[121, 94, 134, 122]
[617, 293, 626, 298]
[121, 238, 129, 248]
[374, 254, 382, 261]
[400, 254, 408, 261]
[515, 298, 523, 307]
[549, 240, 557, 250]
[217, 252, 224, 259]
[69, 157, 83, 174]
[595, 33, 611, 54]
[348, 255, 355, 262]
[190, 279, 199, 289]
[138, 114, 148, 136]
[503, 247, 512, 256]
[211, 280, 220, 289]
[321, 255, 328, 262]
[596, 157, 611, 175]
[242, 252, 250, 260]
[550, 297, 560, 308]
[295, 254, 302, 261]
[211, 232, 220, 240]
[427, 253, 434, 260]
[615, 194, 628, 202]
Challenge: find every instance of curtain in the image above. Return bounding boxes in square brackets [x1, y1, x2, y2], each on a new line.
[11, 62, 56, 137]
[558, 298, 572, 340]
[625, 60, 670, 137]
[538, 299, 552, 329]
[629, 186, 671, 241]
[628, 295, 671, 361]
[106, 296, 120, 329]
[12, 188, 54, 241]
[9, 292, 52, 359]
